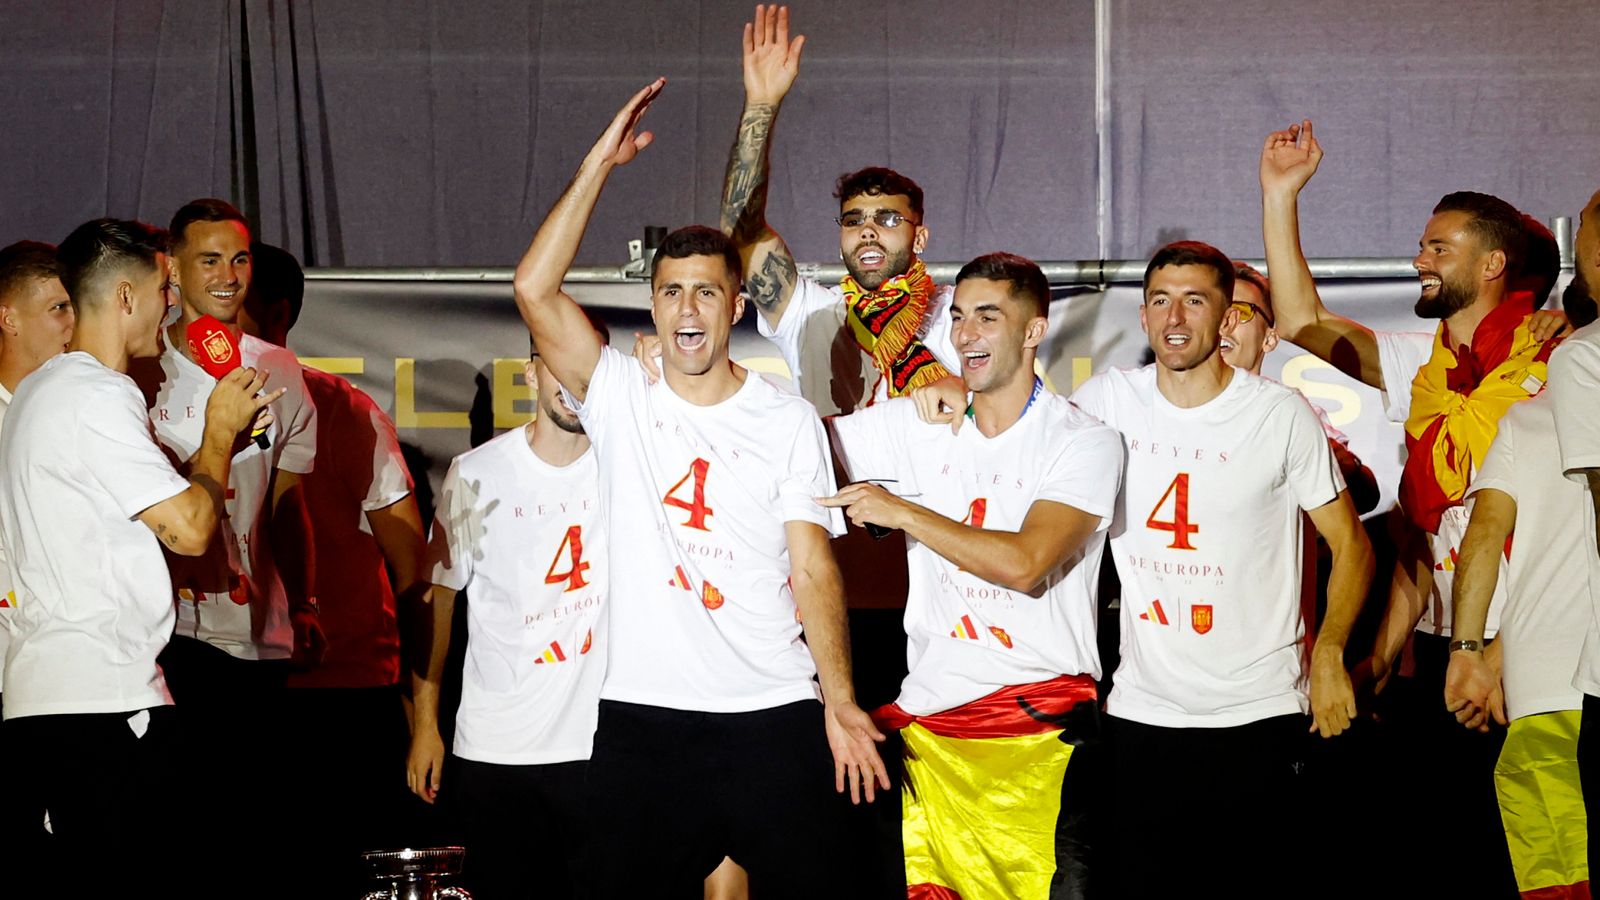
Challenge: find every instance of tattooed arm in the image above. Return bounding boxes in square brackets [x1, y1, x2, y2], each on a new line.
[722, 4, 804, 330]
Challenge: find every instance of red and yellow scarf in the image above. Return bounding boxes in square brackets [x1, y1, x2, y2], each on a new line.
[1399, 291, 1558, 534]
[840, 259, 952, 398]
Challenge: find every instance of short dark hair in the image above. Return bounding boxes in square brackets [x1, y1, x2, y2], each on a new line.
[0, 240, 63, 303]
[56, 218, 168, 309]
[168, 198, 249, 249]
[834, 167, 924, 220]
[650, 225, 743, 288]
[1232, 261, 1274, 323]
[956, 252, 1050, 319]
[1515, 213, 1560, 307]
[530, 307, 611, 359]
[250, 242, 305, 330]
[1144, 241, 1234, 299]
[1432, 191, 1527, 282]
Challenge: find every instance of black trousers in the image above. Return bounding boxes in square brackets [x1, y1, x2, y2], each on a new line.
[445, 756, 589, 900]
[283, 684, 420, 897]
[157, 635, 291, 897]
[581, 699, 861, 900]
[5, 706, 180, 893]
[1107, 712, 1307, 898]
[1580, 693, 1600, 887]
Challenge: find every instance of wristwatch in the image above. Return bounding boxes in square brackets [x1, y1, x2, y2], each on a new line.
[1448, 639, 1482, 653]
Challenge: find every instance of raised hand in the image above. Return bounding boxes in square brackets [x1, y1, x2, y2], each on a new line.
[590, 78, 666, 169]
[743, 4, 805, 106]
[1260, 119, 1323, 199]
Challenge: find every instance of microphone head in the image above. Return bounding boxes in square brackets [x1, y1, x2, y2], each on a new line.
[186, 315, 242, 378]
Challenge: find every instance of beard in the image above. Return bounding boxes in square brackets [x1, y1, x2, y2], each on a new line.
[843, 243, 914, 290]
[1413, 274, 1476, 319]
[541, 396, 585, 435]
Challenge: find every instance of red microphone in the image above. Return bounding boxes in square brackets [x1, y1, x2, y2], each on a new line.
[186, 315, 270, 450]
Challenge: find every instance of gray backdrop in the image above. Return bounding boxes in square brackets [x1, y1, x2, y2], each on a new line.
[2, 1, 1595, 266]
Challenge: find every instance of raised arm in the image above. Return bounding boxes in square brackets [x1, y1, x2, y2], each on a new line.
[1304, 489, 1376, 738]
[512, 79, 665, 401]
[721, 4, 804, 329]
[1261, 120, 1386, 389]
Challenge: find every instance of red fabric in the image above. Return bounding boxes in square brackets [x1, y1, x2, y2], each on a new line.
[908, 884, 963, 900]
[871, 674, 1098, 740]
[1398, 292, 1559, 533]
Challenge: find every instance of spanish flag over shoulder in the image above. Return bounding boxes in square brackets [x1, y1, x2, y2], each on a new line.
[1400, 291, 1560, 534]
[874, 675, 1099, 900]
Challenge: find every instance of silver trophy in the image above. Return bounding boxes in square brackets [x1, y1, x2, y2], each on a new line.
[359, 847, 473, 900]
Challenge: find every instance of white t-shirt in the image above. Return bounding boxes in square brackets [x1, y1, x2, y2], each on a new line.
[1071, 365, 1344, 728]
[759, 275, 957, 411]
[1466, 392, 1587, 719]
[139, 334, 317, 660]
[0, 381, 12, 692]
[0, 352, 190, 718]
[1374, 327, 1507, 638]
[829, 392, 1123, 716]
[429, 430, 605, 764]
[1549, 321, 1600, 696]
[287, 368, 412, 689]
[568, 347, 845, 713]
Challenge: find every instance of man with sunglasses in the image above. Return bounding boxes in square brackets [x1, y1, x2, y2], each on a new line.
[1223, 262, 1377, 514]
[722, 5, 958, 413]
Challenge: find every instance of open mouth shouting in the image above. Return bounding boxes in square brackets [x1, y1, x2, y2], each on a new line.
[1418, 272, 1442, 297]
[855, 245, 887, 270]
[962, 349, 991, 373]
[674, 327, 707, 353]
[1162, 331, 1193, 350]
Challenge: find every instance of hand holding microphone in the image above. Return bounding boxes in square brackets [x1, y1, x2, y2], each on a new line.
[187, 315, 276, 450]
[204, 367, 284, 452]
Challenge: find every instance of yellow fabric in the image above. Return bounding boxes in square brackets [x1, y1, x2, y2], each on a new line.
[839, 259, 952, 397]
[1496, 711, 1589, 893]
[1404, 317, 1548, 511]
[901, 721, 1073, 899]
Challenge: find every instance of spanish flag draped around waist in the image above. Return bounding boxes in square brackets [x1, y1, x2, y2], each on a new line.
[1399, 292, 1558, 534]
[874, 675, 1099, 900]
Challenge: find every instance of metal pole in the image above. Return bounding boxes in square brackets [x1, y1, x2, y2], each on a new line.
[1552, 215, 1574, 269]
[305, 258, 1426, 285]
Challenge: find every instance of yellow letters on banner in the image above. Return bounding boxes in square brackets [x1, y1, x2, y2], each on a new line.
[1282, 355, 1362, 427]
[493, 358, 535, 429]
[301, 357, 365, 375]
[393, 358, 469, 429]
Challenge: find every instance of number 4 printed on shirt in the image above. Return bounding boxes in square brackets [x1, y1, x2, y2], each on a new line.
[663, 458, 714, 531]
[544, 525, 591, 592]
[1147, 473, 1198, 550]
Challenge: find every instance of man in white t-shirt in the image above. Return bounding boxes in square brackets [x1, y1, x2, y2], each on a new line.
[0, 218, 276, 887]
[1069, 240, 1374, 897]
[721, 5, 956, 414]
[827, 253, 1123, 897]
[239, 242, 425, 893]
[407, 315, 609, 899]
[1445, 334, 1596, 896]
[0, 240, 74, 858]
[1260, 121, 1559, 892]
[131, 199, 322, 890]
[510, 81, 887, 897]
[1549, 184, 1600, 885]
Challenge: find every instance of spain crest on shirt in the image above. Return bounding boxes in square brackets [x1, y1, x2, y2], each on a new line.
[1191, 604, 1213, 635]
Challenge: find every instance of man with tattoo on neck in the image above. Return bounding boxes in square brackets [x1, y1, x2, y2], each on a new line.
[725, 4, 958, 414]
